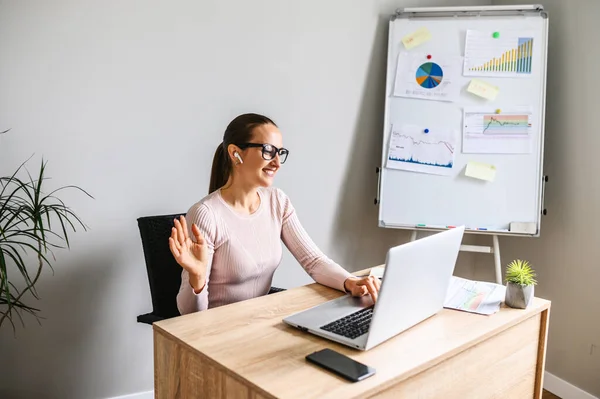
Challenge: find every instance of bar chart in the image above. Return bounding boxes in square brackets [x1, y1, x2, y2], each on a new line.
[464, 30, 535, 77]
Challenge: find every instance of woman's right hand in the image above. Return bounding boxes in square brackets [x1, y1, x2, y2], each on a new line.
[169, 215, 209, 293]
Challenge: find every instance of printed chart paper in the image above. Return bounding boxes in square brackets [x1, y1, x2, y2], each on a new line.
[462, 106, 533, 154]
[464, 29, 536, 78]
[393, 52, 462, 103]
[444, 276, 506, 315]
[386, 124, 458, 176]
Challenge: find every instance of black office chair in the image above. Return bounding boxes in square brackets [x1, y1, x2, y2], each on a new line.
[136, 213, 286, 325]
[137, 213, 185, 324]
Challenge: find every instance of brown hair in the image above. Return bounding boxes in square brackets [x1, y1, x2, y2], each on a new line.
[208, 113, 277, 194]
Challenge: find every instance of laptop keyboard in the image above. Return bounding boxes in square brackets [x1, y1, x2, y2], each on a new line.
[320, 306, 374, 340]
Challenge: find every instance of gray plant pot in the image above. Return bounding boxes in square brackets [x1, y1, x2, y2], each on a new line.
[505, 282, 534, 309]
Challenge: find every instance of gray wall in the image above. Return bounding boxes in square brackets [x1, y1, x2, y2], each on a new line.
[483, 0, 600, 396]
[0, 0, 488, 398]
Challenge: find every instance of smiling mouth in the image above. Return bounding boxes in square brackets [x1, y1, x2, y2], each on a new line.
[263, 168, 277, 177]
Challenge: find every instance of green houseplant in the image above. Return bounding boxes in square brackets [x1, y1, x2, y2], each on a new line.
[504, 259, 537, 309]
[0, 134, 92, 332]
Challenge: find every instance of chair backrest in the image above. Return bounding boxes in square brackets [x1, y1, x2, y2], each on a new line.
[137, 213, 185, 319]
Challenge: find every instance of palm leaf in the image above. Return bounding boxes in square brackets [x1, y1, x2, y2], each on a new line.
[0, 155, 92, 332]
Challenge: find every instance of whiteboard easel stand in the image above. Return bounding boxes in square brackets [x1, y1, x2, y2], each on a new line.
[409, 230, 502, 284]
[375, 5, 550, 286]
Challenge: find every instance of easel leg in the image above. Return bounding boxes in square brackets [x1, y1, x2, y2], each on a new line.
[411, 230, 502, 284]
[492, 234, 502, 284]
[410, 230, 418, 242]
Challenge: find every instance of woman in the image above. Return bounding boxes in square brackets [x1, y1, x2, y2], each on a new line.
[169, 113, 380, 314]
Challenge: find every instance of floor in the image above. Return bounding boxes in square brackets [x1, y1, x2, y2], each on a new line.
[543, 389, 561, 399]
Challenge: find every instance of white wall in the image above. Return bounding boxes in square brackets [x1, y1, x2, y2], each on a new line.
[0, 0, 488, 398]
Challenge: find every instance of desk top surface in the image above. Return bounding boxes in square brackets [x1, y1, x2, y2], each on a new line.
[154, 267, 550, 399]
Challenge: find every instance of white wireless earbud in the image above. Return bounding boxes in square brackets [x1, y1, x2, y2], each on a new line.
[234, 152, 243, 164]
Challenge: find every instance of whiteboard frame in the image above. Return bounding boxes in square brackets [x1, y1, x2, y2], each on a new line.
[376, 5, 549, 238]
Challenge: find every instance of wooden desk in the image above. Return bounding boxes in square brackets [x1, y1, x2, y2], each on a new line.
[153, 268, 550, 398]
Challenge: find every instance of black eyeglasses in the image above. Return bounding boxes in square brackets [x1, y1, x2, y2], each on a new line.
[237, 143, 289, 163]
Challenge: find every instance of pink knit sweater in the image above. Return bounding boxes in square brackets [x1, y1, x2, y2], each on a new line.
[176, 187, 353, 314]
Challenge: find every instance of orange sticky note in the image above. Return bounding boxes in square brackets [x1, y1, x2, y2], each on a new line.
[467, 79, 499, 101]
[402, 27, 432, 49]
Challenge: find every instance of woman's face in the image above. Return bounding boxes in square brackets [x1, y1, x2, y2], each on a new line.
[232, 123, 288, 188]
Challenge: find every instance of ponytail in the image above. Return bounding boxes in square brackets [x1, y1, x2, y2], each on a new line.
[208, 144, 231, 194]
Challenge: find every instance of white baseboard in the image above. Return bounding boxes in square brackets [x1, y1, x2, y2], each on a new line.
[106, 390, 153, 399]
[107, 375, 599, 399]
[544, 372, 598, 399]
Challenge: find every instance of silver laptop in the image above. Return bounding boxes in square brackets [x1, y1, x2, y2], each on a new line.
[283, 226, 465, 351]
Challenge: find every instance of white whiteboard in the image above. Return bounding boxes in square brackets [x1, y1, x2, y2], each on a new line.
[377, 5, 549, 237]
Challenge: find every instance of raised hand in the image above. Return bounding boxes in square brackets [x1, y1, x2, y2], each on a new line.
[168, 215, 209, 292]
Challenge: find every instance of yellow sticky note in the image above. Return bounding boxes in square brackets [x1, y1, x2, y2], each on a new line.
[465, 161, 497, 182]
[467, 79, 499, 101]
[401, 27, 432, 49]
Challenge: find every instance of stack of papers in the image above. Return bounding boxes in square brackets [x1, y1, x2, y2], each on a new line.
[444, 276, 506, 315]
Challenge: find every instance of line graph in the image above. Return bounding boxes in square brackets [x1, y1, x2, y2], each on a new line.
[482, 115, 531, 135]
[463, 107, 533, 154]
[387, 125, 457, 176]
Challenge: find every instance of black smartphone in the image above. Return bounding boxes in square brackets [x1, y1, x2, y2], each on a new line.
[305, 348, 376, 382]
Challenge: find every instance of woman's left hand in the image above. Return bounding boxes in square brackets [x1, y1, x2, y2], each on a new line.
[344, 276, 381, 303]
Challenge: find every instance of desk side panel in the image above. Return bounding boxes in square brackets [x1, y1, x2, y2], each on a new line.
[154, 330, 272, 399]
[534, 308, 550, 399]
[368, 313, 542, 399]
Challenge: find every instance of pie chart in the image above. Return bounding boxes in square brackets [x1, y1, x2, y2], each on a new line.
[416, 62, 443, 89]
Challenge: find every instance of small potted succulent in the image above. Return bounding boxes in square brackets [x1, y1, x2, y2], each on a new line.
[505, 259, 537, 309]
